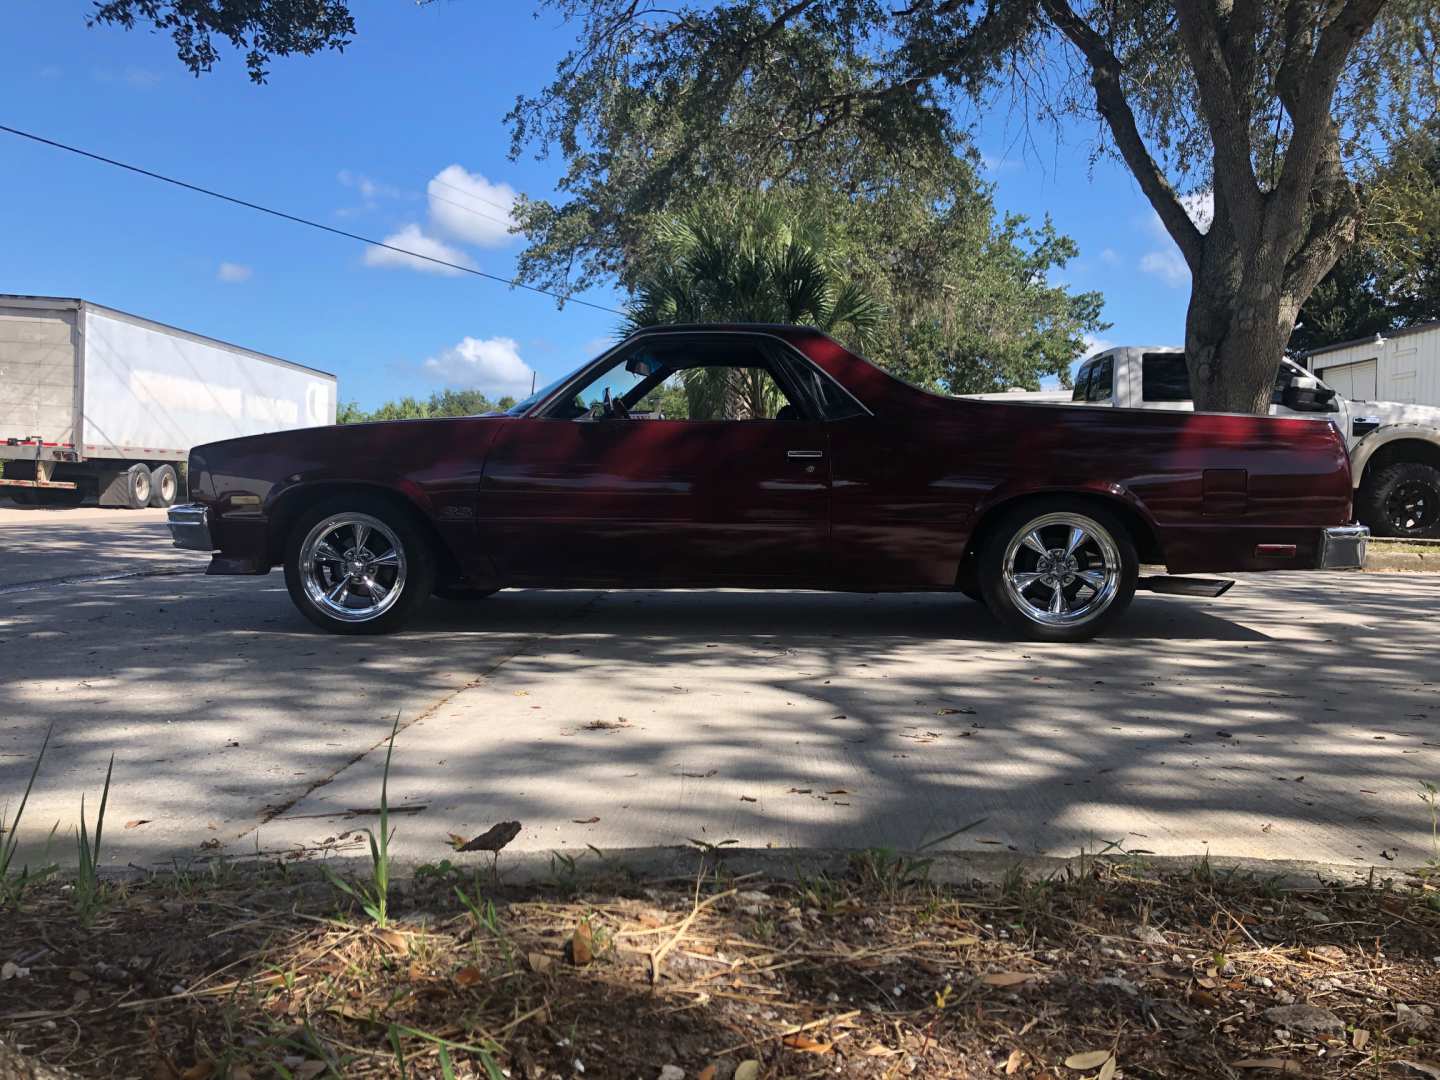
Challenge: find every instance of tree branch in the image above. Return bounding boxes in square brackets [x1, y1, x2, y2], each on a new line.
[1041, 0, 1203, 266]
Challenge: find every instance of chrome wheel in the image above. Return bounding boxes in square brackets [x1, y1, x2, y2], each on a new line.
[1001, 512, 1120, 628]
[299, 513, 407, 623]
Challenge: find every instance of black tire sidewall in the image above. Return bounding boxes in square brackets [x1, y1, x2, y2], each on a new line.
[125, 464, 152, 510]
[283, 494, 437, 635]
[1361, 461, 1440, 539]
[149, 465, 178, 508]
[978, 500, 1139, 642]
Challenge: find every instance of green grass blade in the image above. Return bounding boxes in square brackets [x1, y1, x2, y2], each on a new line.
[2, 724, 52, 884]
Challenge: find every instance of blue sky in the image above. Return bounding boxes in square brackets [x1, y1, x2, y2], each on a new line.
[0, 4, 1194, 409]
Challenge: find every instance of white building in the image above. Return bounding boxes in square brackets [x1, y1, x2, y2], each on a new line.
[1303, 321, 1440, 404]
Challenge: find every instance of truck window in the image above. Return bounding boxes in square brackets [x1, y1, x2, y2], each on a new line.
[1141, 353, 1191, 401]
[1071, 361, 1092, 402]
[1085, 356, 1113, 402]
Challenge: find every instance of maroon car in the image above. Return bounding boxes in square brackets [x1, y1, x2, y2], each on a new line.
[168, 324, 1367, 641]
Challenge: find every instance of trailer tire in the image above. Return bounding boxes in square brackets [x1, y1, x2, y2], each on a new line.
[1359, 461, 1440, 538]
[284, 495, 436, 635]
[149, 465, 178, 508]
[122, 464, 152, 510]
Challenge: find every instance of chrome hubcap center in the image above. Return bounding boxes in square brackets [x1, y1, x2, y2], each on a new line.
[1035, 548, 1079, 586]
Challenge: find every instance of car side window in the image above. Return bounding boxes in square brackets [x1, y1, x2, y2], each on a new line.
[1141, 352, 1192, 402]
[1085, 356, 1114, 402]
[548, 338, 806, 421]
[1071, 361, 1092, 402]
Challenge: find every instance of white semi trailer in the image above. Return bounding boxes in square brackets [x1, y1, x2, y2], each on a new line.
[0, 295, 336, 508]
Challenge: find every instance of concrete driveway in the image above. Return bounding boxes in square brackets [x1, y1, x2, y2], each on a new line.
[2, 505, 1438, 873]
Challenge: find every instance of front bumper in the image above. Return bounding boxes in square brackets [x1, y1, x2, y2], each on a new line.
[1319, 524, 1369, 569]
[167, 503, 216, 551]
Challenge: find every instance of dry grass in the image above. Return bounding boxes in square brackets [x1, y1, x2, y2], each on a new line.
[2, 854, 1439, 1079]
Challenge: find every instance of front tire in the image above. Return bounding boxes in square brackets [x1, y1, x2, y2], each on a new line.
[283, 496, 436, 635]
[978, 502, 1138, 642]
[1360, 461, 1440, 538]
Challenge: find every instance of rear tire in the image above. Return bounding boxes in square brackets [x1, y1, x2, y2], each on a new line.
[1359, 461, 1440, 538]
[978, 500, 1138, 642]
[149, 465, 178, 508]
[123, 464, 152, 510]
[283, 495, 436, 635]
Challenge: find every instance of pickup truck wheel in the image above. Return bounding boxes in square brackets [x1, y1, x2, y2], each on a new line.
[284, 497, 436, 635]
[149, 465, 178, 508]
[1361, 462, 1440, 538]
[979, 503, 1138, 642]
[123, 464, 152, 510]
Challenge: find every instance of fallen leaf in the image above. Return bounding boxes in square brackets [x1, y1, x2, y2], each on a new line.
[570, 921, 594, 966]
[526, 952, 554, 974]
[293, 1063, 326, 1080]
[1098, 1057, 1116, 1080]
[1232, 1059, 1302, 1074]
[373, 927, 407, 954]
[1005, 1048, 1025, 1074]
[454, 965, 482, 988]
[698, 1067, 718, 1080]
[824, 789, 849, 795]
[1353, 1027, 1371, 1051]
[734, 1063, 762, 1080]
[782, 1033, 831, 1054]
[1397, 1064, 1440, 1080]
[1064, 1051, 1114, 1070]
[458, 821, 521, 853]
[572, 816, 600, 824]
[983, 972, 1037, 987]
[788, 788, 813, 794]
[446, 832, 469, 850]
[181, 1062, 214, 1080]
[124, 819, 152, 830]
[739, 795, 757, 803]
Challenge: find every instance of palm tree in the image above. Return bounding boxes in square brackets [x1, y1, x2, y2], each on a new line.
[624, 199, 884, 419]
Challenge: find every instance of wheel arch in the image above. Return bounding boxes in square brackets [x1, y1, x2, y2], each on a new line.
[1353, 432, 1440, 488]
[959, 487, 1164, 580]
[265, 480, 463, 584]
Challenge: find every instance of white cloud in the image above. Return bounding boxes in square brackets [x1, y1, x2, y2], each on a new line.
[1139, 190, 1211, 287]
[1140, 248, 1190, 287]
[363, 224, 474, 275]
[427, 165, 517, 247]
[217, 261, 253, 283]
[1081, 333, 1114, 359]
[1099, 247, 1121, 266]
[421, 337, 536, 397]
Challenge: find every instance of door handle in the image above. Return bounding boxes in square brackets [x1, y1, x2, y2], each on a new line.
[786, 450, 824, 459]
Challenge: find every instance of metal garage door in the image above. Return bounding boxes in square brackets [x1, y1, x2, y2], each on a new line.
[1319, 358, 1378, 400]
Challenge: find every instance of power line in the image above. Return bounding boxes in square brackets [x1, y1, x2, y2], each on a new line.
[0, 123, 624, 317]
[428, 173, 518, 215]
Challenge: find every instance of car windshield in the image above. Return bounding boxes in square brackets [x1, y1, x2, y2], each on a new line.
[503, 363, 592, 416]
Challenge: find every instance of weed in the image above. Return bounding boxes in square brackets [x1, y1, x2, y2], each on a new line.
[1419, 781, 1439, 869]
[74, 753, 114, 923]
[323, 714, 400, 928]
[851, 846, 932, 898]
[0, 725, 58, 908]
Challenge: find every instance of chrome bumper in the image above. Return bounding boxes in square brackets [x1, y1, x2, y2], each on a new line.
[167, 503, 216, 551]
[1319, 524, 1368, 569]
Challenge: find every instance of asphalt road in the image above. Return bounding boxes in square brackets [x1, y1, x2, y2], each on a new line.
[2, 504, 1438, 874]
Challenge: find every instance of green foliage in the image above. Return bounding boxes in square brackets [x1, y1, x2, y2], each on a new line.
[339, 389, 518, 424]
[87, 0, 355, 84]
[74, 754, 114, 924]
[515, 0, 1437, 412]
[323, 714, 400, 927]
[1, 726, 58, 908]
[1293, 118, 1440, 350]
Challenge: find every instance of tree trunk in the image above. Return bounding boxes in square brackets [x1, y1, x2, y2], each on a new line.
[1184, 212, 1294, 414]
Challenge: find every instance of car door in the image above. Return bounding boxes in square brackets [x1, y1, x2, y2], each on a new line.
[477, 335, 833, 586]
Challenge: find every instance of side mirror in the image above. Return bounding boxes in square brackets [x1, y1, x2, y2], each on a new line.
[1282, 383, 1337, 412]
